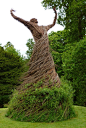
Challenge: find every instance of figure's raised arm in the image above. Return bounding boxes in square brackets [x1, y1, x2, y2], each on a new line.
[10, 9, 30, 27]
[46, 7, 57, 31]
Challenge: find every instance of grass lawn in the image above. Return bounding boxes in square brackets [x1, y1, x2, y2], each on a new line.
[0, 106, 86, 128]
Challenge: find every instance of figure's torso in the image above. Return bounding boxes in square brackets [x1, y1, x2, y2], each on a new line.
[28, 23, 47, 42]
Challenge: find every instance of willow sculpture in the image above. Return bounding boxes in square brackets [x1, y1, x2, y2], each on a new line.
[6, 8, 75, 122]
[10, 8, 60, 88]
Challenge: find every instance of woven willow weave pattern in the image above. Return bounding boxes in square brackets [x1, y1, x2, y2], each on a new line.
[10, 9, 60, 88]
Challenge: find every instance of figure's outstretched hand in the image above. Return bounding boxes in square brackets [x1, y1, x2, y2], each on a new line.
[10, 9, 15, 13]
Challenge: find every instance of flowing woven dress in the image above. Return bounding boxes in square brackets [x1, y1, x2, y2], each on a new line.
[10, 12, 60, 87]
[22, 24, 60, 87]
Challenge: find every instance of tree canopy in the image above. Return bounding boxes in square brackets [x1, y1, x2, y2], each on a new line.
[42, 0, 86, 42]
[0, 43, 25, 108]
[62, 37, 86, 106]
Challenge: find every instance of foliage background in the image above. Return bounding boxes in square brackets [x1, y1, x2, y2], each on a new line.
[0, 43, 25, 108]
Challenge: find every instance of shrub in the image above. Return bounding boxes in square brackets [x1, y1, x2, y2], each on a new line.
[6, 78, 75, 122]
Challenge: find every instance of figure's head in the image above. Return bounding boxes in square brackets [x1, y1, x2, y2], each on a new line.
[30, 18, 38, 23]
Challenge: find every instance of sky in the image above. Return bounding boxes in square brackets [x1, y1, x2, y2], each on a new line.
[0, 0, 64, 57]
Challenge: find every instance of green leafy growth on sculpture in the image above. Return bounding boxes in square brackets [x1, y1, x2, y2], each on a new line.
[6, 78, 75, 122]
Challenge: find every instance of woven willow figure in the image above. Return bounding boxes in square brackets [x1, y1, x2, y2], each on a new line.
[10, 8, 60, 87]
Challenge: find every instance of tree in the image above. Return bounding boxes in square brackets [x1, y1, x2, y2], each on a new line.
[0, 44, 25, 108]
[42, 0, 86, 42]
[4, 41, 14, 48]
[4, 42, 23, 58]
[62, 37, 86, 106]
[63, 0, 86, 42]
[26, 39, 35, 59]
[49, 30, 67, 77]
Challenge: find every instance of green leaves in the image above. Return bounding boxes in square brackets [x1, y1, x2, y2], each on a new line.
[65, 0, 86, 41]
[49, 30, 66, 77]
[42, 0, 86, 42]
[62, 37, 86, 106]
[6, 78, 75, 122]
[0, 44, 25, 107]
[41, 0, 59, 9]
[26, 39, 35, 59]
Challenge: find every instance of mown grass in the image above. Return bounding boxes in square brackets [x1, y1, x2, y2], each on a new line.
[0, 106, 86, 128]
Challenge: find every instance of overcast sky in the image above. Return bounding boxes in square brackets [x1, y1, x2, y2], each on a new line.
[0, 0, 64, 57]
